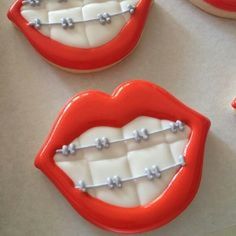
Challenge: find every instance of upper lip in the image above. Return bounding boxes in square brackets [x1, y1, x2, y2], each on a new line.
[35, 80, 210, 233]
[7, 0, 152, 71]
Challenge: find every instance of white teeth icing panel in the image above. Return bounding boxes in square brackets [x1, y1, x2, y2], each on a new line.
[21, 0, 139, 48]
[54, 116, 191, 207]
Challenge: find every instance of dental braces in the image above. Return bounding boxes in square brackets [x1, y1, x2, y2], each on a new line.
[56, 120, 185, 156]
[75, 155, 186, 192]
[27, 4, 136, 29]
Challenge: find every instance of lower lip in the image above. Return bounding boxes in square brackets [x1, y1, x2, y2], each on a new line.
[205, 0, 236, 11]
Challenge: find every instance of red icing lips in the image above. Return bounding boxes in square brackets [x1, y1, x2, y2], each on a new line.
[7, 0, 152, 72]
[35, 80, 210, 233]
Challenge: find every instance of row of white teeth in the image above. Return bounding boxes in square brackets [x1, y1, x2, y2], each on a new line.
[56, 120, 185, 156]
[24, 1, 136, 29]
[75, 155, 186, 192]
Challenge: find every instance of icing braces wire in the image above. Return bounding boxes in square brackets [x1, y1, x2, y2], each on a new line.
[56, 120, 185, 156]
[27, 4, 136, 29]
[75, 155, 186, 192]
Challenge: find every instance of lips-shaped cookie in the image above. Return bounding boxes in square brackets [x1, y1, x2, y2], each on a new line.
[232, 98, 236, 109]
[35, 80, 210, 233]
[7, 0, 152, 72]
[190, 0, 236, 18]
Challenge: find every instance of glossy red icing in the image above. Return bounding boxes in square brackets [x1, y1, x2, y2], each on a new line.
[35, 80, 210, 233]
[232, 98, 236, 109]
[205, 0, 236, 11]
[7, 0, 152, 72]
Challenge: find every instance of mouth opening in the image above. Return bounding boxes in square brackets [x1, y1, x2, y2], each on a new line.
[54, 116, 191, 207]
[21, 0, 140, 48]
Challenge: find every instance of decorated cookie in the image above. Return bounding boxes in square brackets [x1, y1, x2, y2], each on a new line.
[232, 98, 236, 109]
[35, 80, 210, 233]
[7, 0, 152, 72]
[190, 0, 236, 18]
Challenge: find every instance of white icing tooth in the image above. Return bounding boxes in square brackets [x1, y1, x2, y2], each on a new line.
[89, 157, 139, 207]
[128, 143, 177, 205]
[79, 127, 127, 162]
[82, 1, 126, 47]
[54, 116, 191, 207]
[123, 117, 166, 151]
[56, 159, 92, 186]
[48, 7, 89, 48]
